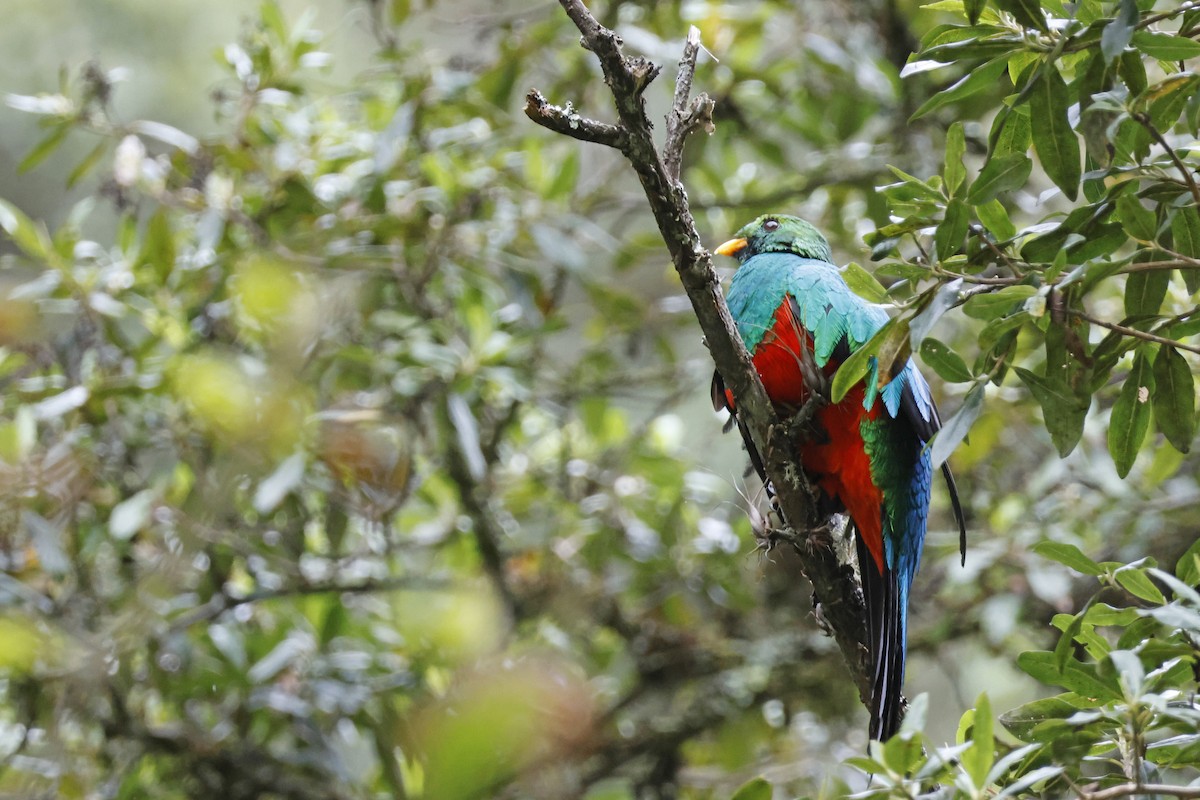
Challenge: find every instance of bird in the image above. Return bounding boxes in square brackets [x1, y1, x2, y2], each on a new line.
[710, 213, 967, 741]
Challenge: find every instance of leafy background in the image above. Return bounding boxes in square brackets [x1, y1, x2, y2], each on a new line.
[0, 0, 1198, 798]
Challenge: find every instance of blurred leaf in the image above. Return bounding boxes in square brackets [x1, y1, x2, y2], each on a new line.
[254, 452, 307, 513]
[66, 141, 108, 189]
[109, 489, 156, 541]
[730, 777, 772, 800]
[447, 393, 486, 481]
[0, 198, 55, 262]
[18, 124, 69, 173]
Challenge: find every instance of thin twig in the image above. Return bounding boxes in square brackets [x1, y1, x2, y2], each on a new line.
[1078, 781, 1200, 800]
[523, 89, 627, 148]
[167, 576, 452, 632]
[1133, 111, 1200, 207]
[1068, 308, 1200, 356]
[663, 26, 715, 181]
[1120, 259, 1200, 273]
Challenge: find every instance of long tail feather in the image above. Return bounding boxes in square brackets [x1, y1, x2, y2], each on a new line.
[855, 530, 906, 740]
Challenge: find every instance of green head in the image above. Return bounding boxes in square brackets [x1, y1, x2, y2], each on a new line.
[714, 214, 833, 264]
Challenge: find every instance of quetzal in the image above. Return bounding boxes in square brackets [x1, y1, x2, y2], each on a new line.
[710, 214, 967, 741]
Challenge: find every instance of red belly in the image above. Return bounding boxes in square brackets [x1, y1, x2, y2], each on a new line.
[732, 302, 887, 573]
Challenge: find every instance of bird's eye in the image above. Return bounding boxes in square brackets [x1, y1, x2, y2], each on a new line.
[763, 219, 780, 231]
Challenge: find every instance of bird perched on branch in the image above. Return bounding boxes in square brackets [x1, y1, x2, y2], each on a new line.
[710, 214, 967, 741]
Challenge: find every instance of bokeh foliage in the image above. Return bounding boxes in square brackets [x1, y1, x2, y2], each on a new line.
[0, 1, 1198, 799]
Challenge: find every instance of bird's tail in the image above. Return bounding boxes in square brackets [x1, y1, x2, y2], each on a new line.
[855, 530, 906, 741]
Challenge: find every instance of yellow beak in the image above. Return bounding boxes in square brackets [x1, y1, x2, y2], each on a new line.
[713, 237, 747, 257]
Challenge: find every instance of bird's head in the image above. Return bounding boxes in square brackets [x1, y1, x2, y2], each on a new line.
[713, 214, 833, 264]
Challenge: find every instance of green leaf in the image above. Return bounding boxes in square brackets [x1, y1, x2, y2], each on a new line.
[1115, 564, 1166, 604]
[1101, 0, 1139, 62]
[1170, 206, 1200, 294]
[996, 766, 1067, 798]
[963, 285, 1038, 320]
[930, 380, 985, 467]
[1131, 31, 1200, 62]
[1124, 269, 1169, 317]
[990, 106, 1032, 158]
[967, 153, 1033, 204]
[945, 121, 967, 195]
[1083, 603, 1141, 626]
[66, 141, 108, 189]
[910, 278, 965, 347]
[1152, 345, 1196, 453]
[920, 338, 973, 382]
[976, 199, 1016, 240]
[964, 0, 986, 24]
[0, 198, 54, 262]
[18, 124, 69, 174]
[730, 777, 771, 800]
[1029, 65, 1081, 200]
[912, 56, 1009, 120]
[841, 262, 888, 304]
[995, 0, 1048, 32]
[1108, 351, 1155, 478]
[936, 198, 970, 260]
[1115, 193, 1157, 242]
[830, 317, 911, 404]
[1016, 650, 1120, 700]
[1176, 537, 1200, 586]
[1000, 694, 1093, 740]
[961, 692, 994, 789]
[1032, 541, 1103, 575]
[1054, 608, 1088, 674]
[1014, 367, 1090, 457]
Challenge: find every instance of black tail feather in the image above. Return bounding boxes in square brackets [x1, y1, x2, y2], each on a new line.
[855, 530, 905, 741]
[941, 462, 968, 566]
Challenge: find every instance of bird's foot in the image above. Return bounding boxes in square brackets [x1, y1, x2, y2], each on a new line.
[803, 521, 834, 554]
[810, 591, 835, 638]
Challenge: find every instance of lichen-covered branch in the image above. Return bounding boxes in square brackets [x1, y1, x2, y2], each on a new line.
[525, 0, 875, 707]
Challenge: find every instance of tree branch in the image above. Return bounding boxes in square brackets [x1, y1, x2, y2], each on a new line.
[526, 0, 875, 709]
[524, 89, 627, 148]
[1068, 308, 1200, 356]
[1078, 782, 1200, 800]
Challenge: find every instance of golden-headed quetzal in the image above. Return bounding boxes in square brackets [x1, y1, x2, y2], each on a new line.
[710, 214, 967, 741]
